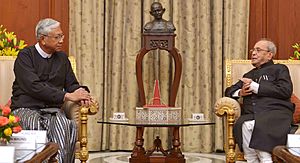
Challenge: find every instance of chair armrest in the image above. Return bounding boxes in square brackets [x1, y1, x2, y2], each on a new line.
[273, 145, 300, 162]
[214, 97, 241, 162]
[214, 97, 241, 119]
[77, 100, 98, 162]
[62, 100, 99, 120]
[61, 99, 99, 162]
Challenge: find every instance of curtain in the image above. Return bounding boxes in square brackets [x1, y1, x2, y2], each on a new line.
[69, 0, 249, 152]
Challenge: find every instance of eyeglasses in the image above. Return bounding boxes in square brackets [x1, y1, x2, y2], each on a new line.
[249, 48, 269, 54]
[42, 34, 64, 41]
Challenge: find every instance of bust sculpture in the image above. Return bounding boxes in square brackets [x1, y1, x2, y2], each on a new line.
[144, 2, 176, 33]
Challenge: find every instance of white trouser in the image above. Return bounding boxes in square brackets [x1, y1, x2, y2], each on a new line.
[242, 120, 273, 163]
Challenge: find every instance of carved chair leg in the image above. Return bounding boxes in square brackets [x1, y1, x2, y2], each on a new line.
[79, 106, 89, 163]
[226, 114, 236, 163]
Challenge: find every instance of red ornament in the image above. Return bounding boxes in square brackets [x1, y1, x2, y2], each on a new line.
[143, 80, 168, 108]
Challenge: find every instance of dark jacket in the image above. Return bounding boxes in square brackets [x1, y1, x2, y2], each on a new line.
[225, 60, 294, 152]
[11, 46, 81, 109]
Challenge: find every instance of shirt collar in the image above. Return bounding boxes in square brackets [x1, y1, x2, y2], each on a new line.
[261, 60, 274, 67]
[35, 43, 52, 58]
[255, 60, 274, 69]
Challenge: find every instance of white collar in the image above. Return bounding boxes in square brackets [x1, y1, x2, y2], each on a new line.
[35, 43, 52, 58]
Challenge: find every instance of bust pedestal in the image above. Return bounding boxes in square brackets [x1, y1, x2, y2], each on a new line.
[132, 31, 184, 163]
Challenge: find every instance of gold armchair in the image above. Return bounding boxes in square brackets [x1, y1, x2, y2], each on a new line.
[0, 56, 98, 163]
[214, 59, 300, 163]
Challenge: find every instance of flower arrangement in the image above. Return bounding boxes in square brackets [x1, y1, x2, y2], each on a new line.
[290, 43, 300, 60]
[0, 25, 27, 56]
[0, 100, 22, 143]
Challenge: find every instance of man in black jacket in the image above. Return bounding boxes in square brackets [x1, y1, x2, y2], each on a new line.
[225, 39, 294, 162]
[11, 18, 91, 163]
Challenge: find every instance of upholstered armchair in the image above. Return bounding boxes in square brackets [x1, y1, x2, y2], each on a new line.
[214, 59, 300, 163]
[0, 56, 98, 163]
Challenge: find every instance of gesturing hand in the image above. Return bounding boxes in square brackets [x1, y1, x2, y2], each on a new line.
[239, 82, 252, 97]
[240, 78, 253, 84]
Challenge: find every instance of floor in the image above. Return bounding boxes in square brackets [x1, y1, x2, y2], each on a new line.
[76, 151, 247, 163]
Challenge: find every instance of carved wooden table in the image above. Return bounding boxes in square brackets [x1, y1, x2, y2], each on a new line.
[98, 120, 215, 163]
[272, 145, 300, 163]
[17, 142, 59, 163]
[133, 19, 188, 163]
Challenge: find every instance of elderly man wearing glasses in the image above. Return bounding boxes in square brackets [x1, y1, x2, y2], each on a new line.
[11, 18, 91, 163]
[225, 38, 295, 162]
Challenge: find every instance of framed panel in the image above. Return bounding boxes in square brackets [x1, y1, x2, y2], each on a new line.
[0, 0, 69, 53]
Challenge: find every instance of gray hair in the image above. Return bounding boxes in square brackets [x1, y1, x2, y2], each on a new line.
[35, 18, 60, 40]
[259, 38, 277, 57]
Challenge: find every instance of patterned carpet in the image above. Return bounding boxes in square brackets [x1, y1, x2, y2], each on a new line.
[75, 152, 247, 163]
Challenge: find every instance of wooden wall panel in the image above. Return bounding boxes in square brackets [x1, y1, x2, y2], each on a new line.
[249, 0, 267, 42]
[0, 0, 69, 53]
[249, 0, 300, 59]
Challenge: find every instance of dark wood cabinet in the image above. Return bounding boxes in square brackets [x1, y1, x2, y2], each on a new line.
[249, 0, 300, 59]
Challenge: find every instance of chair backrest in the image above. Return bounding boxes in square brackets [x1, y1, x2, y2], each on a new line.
[0, 56, 77, 105]
[225, 60, 300, 98]
[0, 56, 16, 104]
